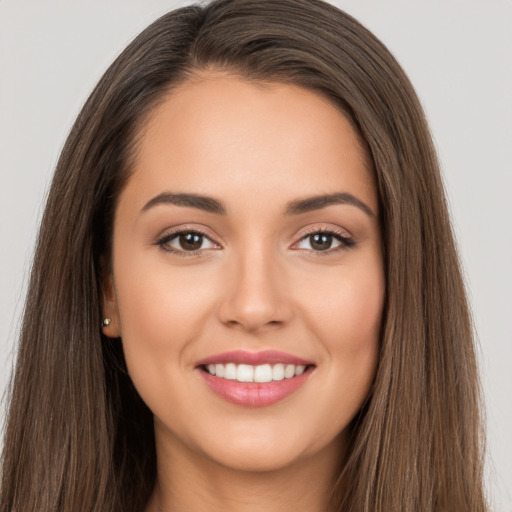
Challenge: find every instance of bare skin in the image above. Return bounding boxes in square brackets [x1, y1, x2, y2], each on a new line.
[103, 72, 385, 512]
[145, 431, 345, 512]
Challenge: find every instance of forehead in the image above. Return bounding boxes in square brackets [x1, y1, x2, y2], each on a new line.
[123, 74, 377, 216]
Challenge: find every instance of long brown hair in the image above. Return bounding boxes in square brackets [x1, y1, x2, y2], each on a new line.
[1, 1, 486, 510]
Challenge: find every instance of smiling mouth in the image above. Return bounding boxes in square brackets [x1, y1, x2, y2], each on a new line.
[201, 362, 314, 383]
[198, 363, 315, 407]
[195, 350, 316, 406]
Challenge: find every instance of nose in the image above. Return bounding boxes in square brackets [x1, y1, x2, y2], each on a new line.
[217, 243, 294, 333]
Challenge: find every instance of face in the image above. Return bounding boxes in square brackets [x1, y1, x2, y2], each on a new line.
[103, 73, 385, 473]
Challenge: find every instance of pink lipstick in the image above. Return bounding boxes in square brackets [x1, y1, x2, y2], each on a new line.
[195, 350, 315, 407]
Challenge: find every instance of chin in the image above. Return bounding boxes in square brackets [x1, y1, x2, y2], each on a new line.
[196, 424, 341, 475]
[207, 444, 304, 474]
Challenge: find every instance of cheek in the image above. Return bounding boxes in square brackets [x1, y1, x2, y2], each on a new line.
[297, 254, 384, 403]
[114, 247, 217, 337]
[111, 250, 219, 399]
[300, 256, 384, 349]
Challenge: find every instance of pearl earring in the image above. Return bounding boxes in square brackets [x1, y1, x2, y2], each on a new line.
[102, 318, 111, 327]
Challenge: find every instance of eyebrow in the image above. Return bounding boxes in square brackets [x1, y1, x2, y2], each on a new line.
[285, 192, 376, 217]
[140, 191, 376, 217]
[141, 192, 226, 214]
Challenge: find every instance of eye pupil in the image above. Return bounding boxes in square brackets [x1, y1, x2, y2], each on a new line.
[179, 232, 203, 251]
[310, 233, 332, 250]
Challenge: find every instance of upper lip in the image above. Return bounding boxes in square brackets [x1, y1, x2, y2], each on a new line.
[195, 350, 314, 367]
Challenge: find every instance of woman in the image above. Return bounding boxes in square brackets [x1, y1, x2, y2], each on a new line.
[0, 0, 487, 511]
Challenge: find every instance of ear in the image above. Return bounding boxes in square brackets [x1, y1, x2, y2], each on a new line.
[101, 273, 121, 338]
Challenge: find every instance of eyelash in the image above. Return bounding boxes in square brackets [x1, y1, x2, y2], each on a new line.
[155, 227, 354, 258]
[298, 227, 355, 257]
[155, 228, 218, 258]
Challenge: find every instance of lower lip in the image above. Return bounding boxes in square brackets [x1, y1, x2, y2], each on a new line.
[198, 367, 314, 407]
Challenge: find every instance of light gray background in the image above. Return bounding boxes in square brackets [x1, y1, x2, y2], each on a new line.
[1, 1, 511, 510]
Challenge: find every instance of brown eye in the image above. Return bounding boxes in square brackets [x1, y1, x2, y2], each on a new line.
[309, 233, 334, 251]
[179, 232, 203, 251]
[157, 230, 218, 255]
[294, 229, 354, 254]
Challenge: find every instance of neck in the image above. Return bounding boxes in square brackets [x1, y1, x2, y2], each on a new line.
[145, 428, 345, 512]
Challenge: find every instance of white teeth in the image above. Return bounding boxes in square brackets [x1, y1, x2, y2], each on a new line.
[284, 364, 295, 379]
[215, 364, 224, 378]
[205, 362, 309, 382]
[224, 363, 237, 380]
[254, 364, 272, 383]
[272, 363, 285, 381]
[237, 364, 254, 382]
